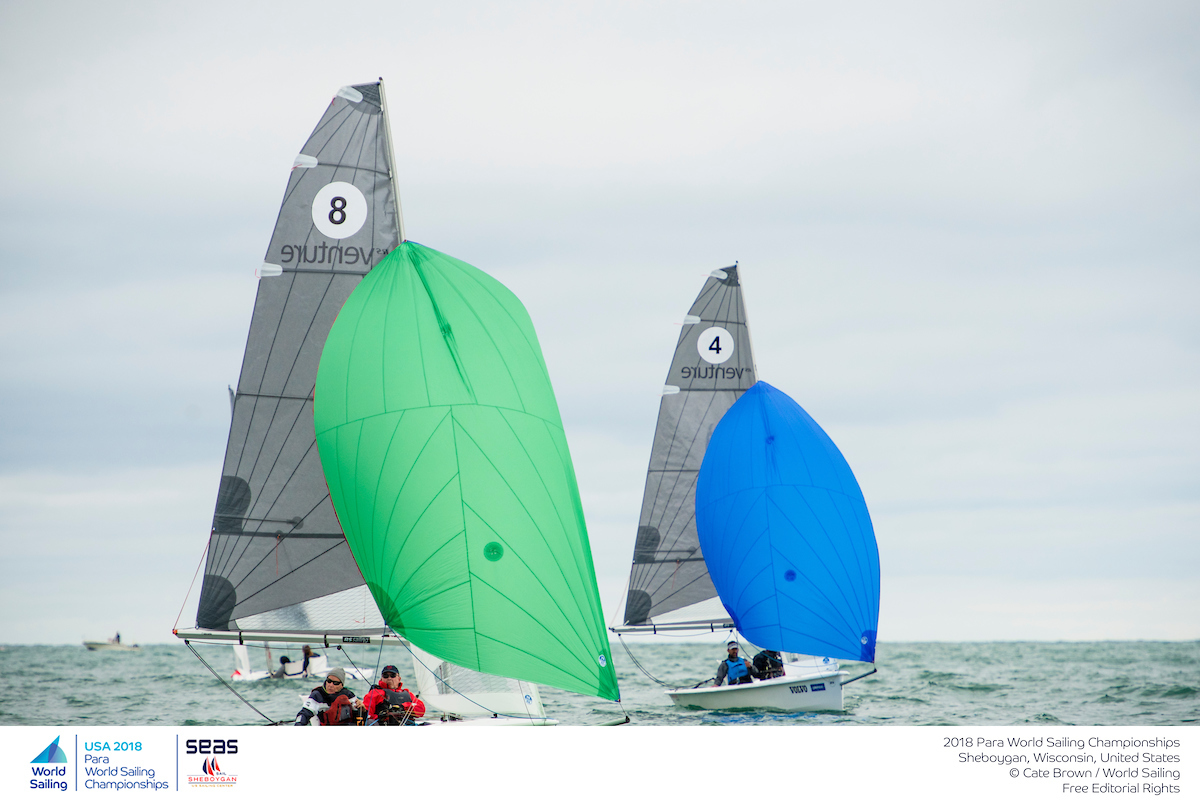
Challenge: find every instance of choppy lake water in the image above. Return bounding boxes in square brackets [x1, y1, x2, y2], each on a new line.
[3, 641, 1195, 726]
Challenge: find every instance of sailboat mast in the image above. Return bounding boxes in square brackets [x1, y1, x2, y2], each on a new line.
[377, 78, 407, 243]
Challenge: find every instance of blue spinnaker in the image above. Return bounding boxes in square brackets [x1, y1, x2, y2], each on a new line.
[696, 382, 879, 662]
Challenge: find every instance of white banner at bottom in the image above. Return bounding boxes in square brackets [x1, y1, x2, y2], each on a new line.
[0, 725, 1191, 798]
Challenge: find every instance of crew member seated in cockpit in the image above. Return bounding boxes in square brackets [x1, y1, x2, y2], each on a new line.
[714, 641, 755, 686]
[361, 665, 425, 725]
[294, 668, 358, 726]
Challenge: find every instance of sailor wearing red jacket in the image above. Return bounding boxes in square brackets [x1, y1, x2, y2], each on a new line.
[362, 665, 426, 725]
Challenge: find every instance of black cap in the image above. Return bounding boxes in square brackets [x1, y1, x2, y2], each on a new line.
[381, 665, 399, 675]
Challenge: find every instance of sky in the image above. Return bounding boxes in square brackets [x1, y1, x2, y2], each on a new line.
[0, 1, 1196, 645]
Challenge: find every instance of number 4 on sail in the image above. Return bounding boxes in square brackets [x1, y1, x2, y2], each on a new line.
[613, 266, 880, 713]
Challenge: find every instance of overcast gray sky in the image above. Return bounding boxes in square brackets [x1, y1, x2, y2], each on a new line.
[0, 1, 1196, 645]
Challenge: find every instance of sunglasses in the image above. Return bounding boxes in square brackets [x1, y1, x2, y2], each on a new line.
[324, 678, 343, 686]
[381, 672, 398, 678]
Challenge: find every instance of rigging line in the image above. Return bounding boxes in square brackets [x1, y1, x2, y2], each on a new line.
[185, 641, 281, 725]
[372, 636, 387, 685]
[174, 541, 210, 631]
[614, 634, 675, 688]
[333, 644, 368, 683]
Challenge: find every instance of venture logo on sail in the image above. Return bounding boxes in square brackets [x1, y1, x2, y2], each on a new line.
[679, 365, 752, 381]
[277, 243, 390, 267]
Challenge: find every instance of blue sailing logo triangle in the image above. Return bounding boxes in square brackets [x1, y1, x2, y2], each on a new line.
[31, 736, 69, 764]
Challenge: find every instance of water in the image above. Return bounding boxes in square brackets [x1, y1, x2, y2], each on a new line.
[2, 641, 1195, 726]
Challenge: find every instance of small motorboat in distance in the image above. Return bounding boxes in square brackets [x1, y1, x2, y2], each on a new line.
[84, 634, 138, 651]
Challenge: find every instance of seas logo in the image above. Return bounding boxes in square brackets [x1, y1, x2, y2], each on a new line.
[185, 740, 238, 787]
[30, 736, 69, 791]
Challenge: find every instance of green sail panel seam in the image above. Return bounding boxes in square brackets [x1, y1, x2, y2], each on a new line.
[385, 535, 469, 620]
[375, 410, 452, 573]
[470, 627, 603, 697]
[449, 407, 482, 672]
[492, 407, 590, 583]
[466, 570, 604, 693]
[540, 415, 606, 627]
[381, 473, 463, 591]
[460, 499, 597, 669]
[429, 258, 547, 416]
[313, 402, 568, 433]
[365, 408, 411, 582]
[387, 571, 470, 626]
[411, 252, 476, 402]
[451, 414, 595, 638]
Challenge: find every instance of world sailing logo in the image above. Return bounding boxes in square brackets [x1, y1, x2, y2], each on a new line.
[30, 736, 69, 791]
[31, 736, 69, 764]
[187, 757, 238, 788]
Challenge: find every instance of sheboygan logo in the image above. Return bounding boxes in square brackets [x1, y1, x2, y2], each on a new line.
[30, 736, 69, 791]
[187, 758, 237, 787]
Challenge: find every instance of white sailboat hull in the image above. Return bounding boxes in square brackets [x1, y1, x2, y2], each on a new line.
[83, 642, 138, 651]
[423, 715, 558, 727]
[667, 669, 846, 713]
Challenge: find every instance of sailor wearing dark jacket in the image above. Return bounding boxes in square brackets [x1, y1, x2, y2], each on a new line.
[714, 641, 756, 686]
[294, 668, 358, 726]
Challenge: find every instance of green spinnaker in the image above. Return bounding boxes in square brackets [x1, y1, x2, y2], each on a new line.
[314, 241, 618, 701]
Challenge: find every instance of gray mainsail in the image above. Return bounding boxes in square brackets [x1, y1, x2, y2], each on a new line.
[620, 266, 757, 628]
[194, 81, 402, 636]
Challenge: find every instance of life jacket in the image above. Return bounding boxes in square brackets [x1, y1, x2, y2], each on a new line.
[370, 689, 413, 725]
[725, 657, 749, 682]
[319, 694, 355, 726]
